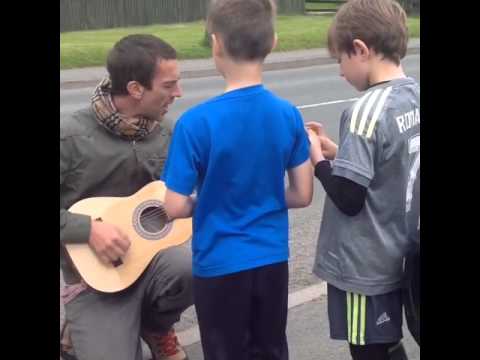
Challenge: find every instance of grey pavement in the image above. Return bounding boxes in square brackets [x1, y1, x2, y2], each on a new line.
[60, 39, 419, 89]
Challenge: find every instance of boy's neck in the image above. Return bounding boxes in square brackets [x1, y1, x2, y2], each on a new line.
[220, 59, 264, 93]
[368, 57, 406, 87]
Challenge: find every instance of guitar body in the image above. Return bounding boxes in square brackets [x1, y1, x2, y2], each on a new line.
[65, 181, 192, 293]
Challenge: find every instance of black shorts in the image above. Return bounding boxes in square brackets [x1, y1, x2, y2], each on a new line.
[193, 261, 289, 360]
[327, 284, 404, 345]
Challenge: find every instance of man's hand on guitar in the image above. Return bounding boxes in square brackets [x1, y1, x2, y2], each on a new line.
[89, 219, 131, 265]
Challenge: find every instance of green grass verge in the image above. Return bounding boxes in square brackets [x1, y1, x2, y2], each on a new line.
[305, 2, 342, 11]
[60, 15, 420, 69]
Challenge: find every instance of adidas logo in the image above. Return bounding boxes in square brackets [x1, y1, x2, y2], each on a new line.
[376, 312, 391, 326]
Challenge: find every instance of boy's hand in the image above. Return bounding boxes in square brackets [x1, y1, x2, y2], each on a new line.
[307, 128, 325, 165]
[306, 122, 338, 160]
[306, 121, 325, 137]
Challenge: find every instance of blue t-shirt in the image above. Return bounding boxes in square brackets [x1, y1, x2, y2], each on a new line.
[161, 85, 309, 277]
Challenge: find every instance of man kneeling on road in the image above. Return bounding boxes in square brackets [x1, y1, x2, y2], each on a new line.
[60, 34, 192, 360]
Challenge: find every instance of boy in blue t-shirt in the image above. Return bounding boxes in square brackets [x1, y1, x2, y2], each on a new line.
[161, 0, 312, 358]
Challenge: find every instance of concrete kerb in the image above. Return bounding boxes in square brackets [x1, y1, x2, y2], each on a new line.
[60, 39, 420, 90]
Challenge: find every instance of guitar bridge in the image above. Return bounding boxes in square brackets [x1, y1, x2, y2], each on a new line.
[112, 258, 123, 267]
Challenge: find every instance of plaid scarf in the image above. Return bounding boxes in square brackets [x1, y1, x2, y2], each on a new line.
[91, 77, 158, 141]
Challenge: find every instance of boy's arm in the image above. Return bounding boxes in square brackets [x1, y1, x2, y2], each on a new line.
[285, 159, 313, 208]
[314, 160, 367, 216]
[307, 128, 366, 216]
[164, 190, 197, 220]
[285, 107, 314, 209]
[161, 117, 201, 220]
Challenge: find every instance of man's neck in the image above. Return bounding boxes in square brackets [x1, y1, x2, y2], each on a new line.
[220, 59, 264, 93]
[112, 95, 139, 118]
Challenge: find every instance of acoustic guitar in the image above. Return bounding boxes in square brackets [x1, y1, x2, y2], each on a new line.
[65, 181, 192, 293]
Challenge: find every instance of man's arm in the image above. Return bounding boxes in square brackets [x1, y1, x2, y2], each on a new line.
[60, 136, 130, 265]
[60, 136, 92, 246]
[285, 159, 313, 208]
[60, 209, 91, 245]
[60, 209, 131, 265]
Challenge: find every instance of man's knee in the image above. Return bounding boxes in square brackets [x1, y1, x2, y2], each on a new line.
[152, 245, 192, 281]
[148, 245, 193, 305]
[66, 320, 142, 360]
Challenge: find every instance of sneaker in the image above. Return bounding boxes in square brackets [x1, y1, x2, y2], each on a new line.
[142, 328, 188, 360]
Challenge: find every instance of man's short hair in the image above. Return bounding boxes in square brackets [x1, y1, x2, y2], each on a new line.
[107, 34, 177, 95]
[207, 0, 276, 62]
[327, 0, 408, 65]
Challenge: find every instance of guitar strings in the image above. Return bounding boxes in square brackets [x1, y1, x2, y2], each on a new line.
[139, 207, 169, 223]
[141, 208, 168, 220]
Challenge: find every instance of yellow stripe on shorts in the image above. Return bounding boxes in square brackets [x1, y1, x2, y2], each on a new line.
[359, 295, 366, 345]
[347, 292, 352, 343]
[347, 292, 367, 345]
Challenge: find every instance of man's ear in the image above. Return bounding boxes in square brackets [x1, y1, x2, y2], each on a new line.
[352, 39, 370, 60]
[126, 81, 144, 100]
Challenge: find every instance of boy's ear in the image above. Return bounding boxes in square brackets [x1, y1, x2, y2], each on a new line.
[271, 33, 278, 52]
[352, 39, 370, 61]
[211, 33, 224, 58]
[126, 81, 144, 100]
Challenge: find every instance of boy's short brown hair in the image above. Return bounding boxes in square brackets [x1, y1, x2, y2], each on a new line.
[327, 0, 408, 65]
[207, 0, 276, 62]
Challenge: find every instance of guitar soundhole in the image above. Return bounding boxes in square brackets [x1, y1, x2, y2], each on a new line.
[140, 206, 168, 233]
[133, 200, 173, 240]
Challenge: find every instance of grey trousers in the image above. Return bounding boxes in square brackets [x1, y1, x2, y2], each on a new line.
[64, 245, 193, 360]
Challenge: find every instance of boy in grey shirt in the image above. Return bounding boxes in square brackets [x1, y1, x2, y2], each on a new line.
[306, 1, 419, 359]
